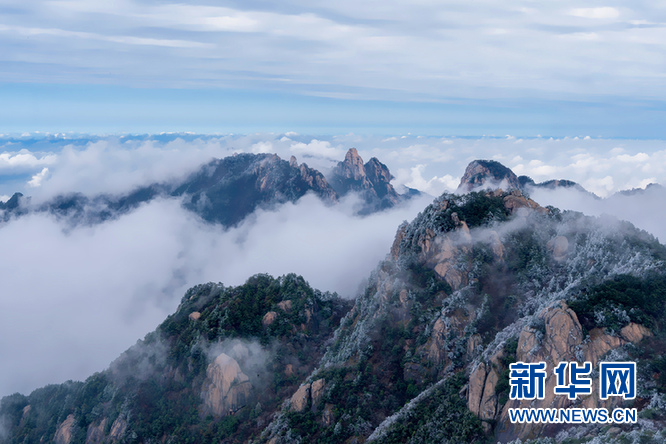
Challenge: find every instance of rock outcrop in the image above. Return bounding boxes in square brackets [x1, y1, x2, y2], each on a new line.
[108, 416, 127, 442]
[310, 378, 326, 409]
[202, 353, 252, 416]
[54, 414, 75, 444]
[547, 236, 569, 262]
[490, 301, 651, 442]
[290, 383, 311, 412]
[277, 300, 292, 312]
[328, 148, 403, 212]
[262, 311, 278, 327]
[290, 378, 326, 413]
[502, 191, 546, 214]
[85, 418, 107, 444]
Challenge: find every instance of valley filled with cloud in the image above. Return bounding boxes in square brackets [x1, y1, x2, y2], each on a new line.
[1, 133, 666, 397]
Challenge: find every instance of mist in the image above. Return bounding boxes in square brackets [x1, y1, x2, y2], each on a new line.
[0, 191, 431, 398]
[529, 186, 666, 244]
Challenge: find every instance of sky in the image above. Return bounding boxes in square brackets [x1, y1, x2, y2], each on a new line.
[2, 1, 666, 135]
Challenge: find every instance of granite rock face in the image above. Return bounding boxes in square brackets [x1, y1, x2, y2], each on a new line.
[202, 353, 252, 416]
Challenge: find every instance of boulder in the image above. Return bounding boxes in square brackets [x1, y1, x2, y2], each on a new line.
[262, 311, 278, 327]
[290, 383, 311, 412]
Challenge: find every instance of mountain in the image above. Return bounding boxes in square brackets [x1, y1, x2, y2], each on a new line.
[458, 160, 522, 193]
[172, 153, 337, 226]
[615, 182, 665, 197]
[0, 150, 413, 228]
[0, 274, 352, 444]
[3, 160, 666, 443]
[0, 192, 23, 211]
[328, 148, 410, 214]
[457, 159, 594, 197]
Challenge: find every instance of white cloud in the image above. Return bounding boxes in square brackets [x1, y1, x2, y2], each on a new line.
[583, 175, 615, 197]
[0, 24, 211, 49]
[24, 137, 240, 202]
[616, 152, 649, 163]
[27, 167, 49, 188]
[0, 150, 57, 171]
[511, 159, 562, 180]
[3, 0, 666, 103]
[6, 135, 666, 202]
[531, 186, 666, 243]
[251, 141, 274, 153]
[569, 7, 620, 20]
[393, 164, 457, 196]
[289, 139, 346, 161]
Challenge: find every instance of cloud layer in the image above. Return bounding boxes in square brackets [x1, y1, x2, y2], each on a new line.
[2, 133, 666, 398]
[3, 1, 666, 105]
[5, 133, 666, 200]
[0, 189, 431, 397]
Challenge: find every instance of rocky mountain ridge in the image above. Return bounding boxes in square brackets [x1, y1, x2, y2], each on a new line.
[0, 149, 415, 227]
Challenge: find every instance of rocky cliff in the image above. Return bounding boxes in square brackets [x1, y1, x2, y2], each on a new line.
[202, 352, 252, 417]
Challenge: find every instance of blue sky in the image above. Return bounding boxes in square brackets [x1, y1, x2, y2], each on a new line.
[2, 0, 666, 136]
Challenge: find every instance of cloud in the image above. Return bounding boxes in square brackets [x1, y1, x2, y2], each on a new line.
[27, 167, 49, 188]
[0, 191, 431, 397]
[581, 175, 614, 197]
[6, 134, 666, 201]
[289, 139, 346, 161]
[3, 0, 666, 105]
[0, 150, 57, 172]
[569, 7, 620, 20]
[0, 24, 212, 48]
[20, 137, 241, 202]
[251, 141, 274, 154]
[530, 186, 666, 243]
[393, 164, 458, 196]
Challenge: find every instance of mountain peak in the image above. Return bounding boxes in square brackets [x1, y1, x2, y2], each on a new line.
[458, 160, 521, 192]
[328, 148, 405, 212]
[338, 148, 366, 182]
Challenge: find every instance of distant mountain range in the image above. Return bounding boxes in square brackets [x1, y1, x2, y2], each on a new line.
[3, 156, 663, 229]
[0, 148, 418, 227]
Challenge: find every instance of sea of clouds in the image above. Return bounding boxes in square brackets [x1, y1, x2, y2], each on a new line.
[1, 133, 666, 397]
